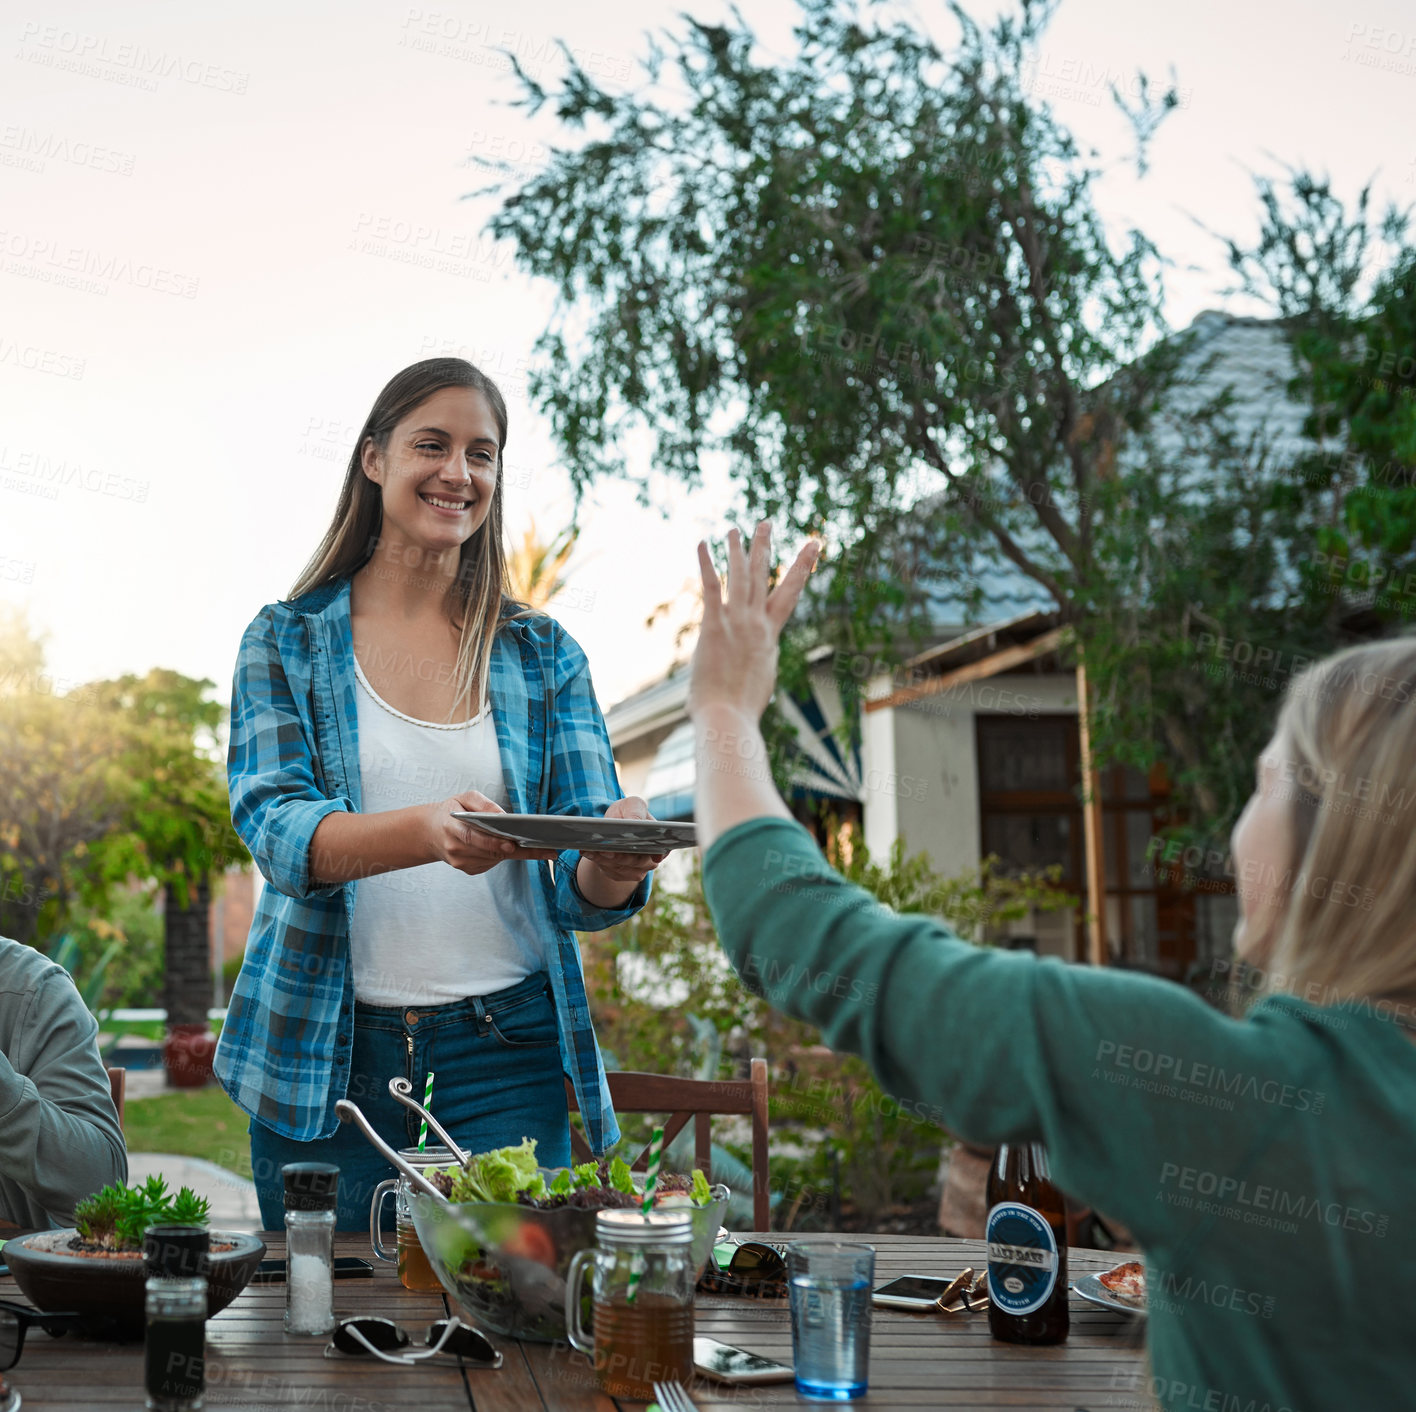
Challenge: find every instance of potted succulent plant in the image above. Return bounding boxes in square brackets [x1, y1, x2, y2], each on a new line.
[72, 1175, 214, 1250]
[3, 1175, 265, 1338]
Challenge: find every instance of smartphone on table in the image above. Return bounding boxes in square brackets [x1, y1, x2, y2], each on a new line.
[693, 1336, 794, 1384]
[251, 1257, 373, 1283]
[871, 1273, 971, 1310]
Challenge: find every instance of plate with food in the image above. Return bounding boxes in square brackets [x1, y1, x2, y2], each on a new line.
[1073, 1258, 1147, 1317]
[451, 811, 697, 854]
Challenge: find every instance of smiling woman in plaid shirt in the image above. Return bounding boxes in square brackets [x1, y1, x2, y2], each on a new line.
[214, 358, 662, 1229]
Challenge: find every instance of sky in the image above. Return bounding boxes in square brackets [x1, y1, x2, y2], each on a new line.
[3, 0, 1414, 715]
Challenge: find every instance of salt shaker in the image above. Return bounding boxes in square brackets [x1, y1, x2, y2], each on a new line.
[281, 1162, 339, 1336]
[144, 1224, 209, 1411]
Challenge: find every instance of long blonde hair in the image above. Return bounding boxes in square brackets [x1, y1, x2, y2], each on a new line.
[1258, 638, 1416, 1013]
[290, 358, 519, 715]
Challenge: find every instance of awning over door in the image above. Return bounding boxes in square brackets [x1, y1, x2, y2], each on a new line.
[641, 682, 863, 821]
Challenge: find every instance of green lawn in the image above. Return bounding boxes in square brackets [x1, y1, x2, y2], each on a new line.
[125, 1086, 252, 1181]
[102, 1017, 226, 1045]
[103, 1019, 166, 1042]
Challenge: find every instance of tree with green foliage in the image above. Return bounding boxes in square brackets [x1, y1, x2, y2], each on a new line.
[1082, 173, 1414, 831]
[506, 516, 582, 610]
[0, 613, 246, 1022]
[85, 669, 246, 1027]
[1220, 172, 1416, 618]
[482, 0, 1414, 846]
[0, 611, 140, 947]
[484, 0, 1174, 667]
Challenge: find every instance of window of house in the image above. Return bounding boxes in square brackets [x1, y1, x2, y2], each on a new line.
[977, 716, 1084, 895]
[976, 715, 1215, 977]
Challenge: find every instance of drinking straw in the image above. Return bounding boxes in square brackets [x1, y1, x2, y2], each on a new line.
[626, 1126, 665, 1305]
[640, 1126, 664, 1215]
[418, 1072, 435, 1152]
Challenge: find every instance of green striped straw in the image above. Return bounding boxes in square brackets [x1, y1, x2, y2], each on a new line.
[639, 1126, 664, 1215]
[626, 1126, 665, 1305]
[418, 1071, 435, 1152]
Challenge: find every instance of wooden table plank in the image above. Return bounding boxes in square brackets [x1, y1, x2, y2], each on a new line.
[519, 1339, 622, 1412]
[465, 1341, 552, 1412]
[3, 1229, 1148, 1410]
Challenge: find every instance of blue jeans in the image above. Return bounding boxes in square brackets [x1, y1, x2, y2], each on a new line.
[249, 971, 573, 1231]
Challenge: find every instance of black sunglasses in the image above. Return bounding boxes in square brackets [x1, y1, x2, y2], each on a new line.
[325, 1316, 502, 1368]
[0, 1300, 82, 1372]
[714, 1240, 787, 1281]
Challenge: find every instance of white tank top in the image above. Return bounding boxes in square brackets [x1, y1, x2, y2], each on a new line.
[348, 654, 542, 1006]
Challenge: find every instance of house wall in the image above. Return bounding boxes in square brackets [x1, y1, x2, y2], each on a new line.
[861, 670, 1084, 958]
[860, 678, 899, 860]
[865, 670, 1081, 867]
[892, 697, 981, 879]
[210, 866, 253, 964]
[612, 722, 677, 800]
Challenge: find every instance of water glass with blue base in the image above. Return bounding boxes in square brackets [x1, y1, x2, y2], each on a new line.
[786, 1242, 875, 1401]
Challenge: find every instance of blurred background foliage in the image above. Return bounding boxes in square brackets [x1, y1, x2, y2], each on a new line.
[0, 607, 248, 1023]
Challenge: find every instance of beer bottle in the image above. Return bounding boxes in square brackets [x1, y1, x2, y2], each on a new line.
[985, 1142, 1069, 1345]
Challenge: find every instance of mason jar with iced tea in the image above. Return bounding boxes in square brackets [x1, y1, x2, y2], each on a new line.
[369, 1146, 452, 1292]
[565, 1209, 696, 1399]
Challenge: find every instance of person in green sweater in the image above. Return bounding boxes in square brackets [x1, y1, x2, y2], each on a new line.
[690, 524, 1414, 1412]
[0, 937, 127, 1229]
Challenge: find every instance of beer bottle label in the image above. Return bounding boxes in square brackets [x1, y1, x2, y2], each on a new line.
[985, 1201, 1058, 1316]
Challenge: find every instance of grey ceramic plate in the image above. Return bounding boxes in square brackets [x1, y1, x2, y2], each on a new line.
[451, 812, 697, 854]
[1072, 1271, 1147, 1318]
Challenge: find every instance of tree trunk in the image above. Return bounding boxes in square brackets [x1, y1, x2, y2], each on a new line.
[162, 873, 211, 1027]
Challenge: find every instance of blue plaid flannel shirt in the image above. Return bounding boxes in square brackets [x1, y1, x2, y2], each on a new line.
[213, 577, 645, 1150]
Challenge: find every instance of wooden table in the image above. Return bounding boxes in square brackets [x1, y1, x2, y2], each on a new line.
[1, 1232, 1148, 1410]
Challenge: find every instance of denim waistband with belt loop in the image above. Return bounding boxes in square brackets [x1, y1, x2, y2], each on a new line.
[353, 970, 552, 1035]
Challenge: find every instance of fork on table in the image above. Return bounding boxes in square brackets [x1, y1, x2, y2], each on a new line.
[653, 1381, 700, 1412]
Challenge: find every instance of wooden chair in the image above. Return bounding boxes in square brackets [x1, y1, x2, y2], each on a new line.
[566, 1058, 771, 1231]
[106, 1065, 126, 1128]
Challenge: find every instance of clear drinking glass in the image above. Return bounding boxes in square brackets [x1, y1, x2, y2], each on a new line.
[786, 1242, 875, 1402]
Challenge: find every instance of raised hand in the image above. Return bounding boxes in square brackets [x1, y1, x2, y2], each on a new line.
[688, 521, 820, 725]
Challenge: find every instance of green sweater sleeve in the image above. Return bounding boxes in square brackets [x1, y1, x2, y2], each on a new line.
[0, 969, 128, 1228]
[703, 818, 1315, 1247]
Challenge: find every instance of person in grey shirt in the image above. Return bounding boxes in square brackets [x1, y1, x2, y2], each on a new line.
[0, 935, 126, 1229]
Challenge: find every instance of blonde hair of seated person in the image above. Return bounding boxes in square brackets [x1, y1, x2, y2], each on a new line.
[1239, 638, 1416, 1016]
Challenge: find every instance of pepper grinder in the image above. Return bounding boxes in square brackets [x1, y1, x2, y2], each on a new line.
[281, 1162, 339, 1336]
[144, 1224, 209, 1411]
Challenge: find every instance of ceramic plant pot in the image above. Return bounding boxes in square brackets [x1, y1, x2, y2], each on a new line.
[162, 1024, 217, 1089]
[3, 1229, 266, 1339]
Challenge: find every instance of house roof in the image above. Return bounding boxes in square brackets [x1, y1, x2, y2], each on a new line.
[604, 664, 691, 749]
[911, 310, 1313, 625]
[917, 560, 1060, 634]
